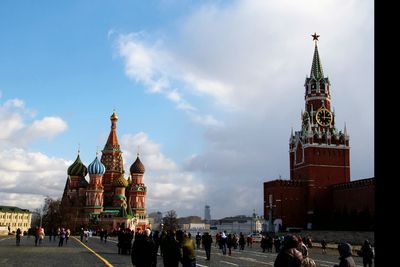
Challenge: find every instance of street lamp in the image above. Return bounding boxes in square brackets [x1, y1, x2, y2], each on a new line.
[39, 205, 43, 227]
[266, 194, 276, 233]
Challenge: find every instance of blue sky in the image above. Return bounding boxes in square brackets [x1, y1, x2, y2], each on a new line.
[0, 0, 373, 219]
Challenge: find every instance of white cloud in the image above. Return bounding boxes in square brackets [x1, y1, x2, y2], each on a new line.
[116, 32, 223, 126]
[24, 117, 68, 140]
[0, 98, 70, 211]
[120, 132, 177, 172]
[0, 148, 71, 210]
[0, 98, 68, 147]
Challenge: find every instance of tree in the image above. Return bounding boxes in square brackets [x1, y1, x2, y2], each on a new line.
[162, 210, 179, 232]
[42, 197, 62, 231]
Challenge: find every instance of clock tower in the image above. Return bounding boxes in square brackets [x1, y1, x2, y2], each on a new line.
[264, 33, 373, 231]
[289, 34, 350, 223]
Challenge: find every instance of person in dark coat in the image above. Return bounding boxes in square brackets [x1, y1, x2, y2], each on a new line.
[321, 239, 327, 254]
[261, 235, 268, 252]
[274, 235, 303, 267]
[274, 237, 281, 253]
[360, 240, 374, 267]
[131, 229, 157, 267]
[161, 230, 180, 267]
[334, 242, 356, 267]
[227, 233, 234, 255]
[16, 228, 22, 246]
[238, 232, 245, 250]
[152, 230, 160, 255]
[201, 232, 213, 260]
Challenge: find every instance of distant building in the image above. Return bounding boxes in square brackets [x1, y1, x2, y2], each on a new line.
[0, 206, 32, 234]
[212, 215, 264, 234]
[61, 111, 150, 232]
[204, 205, 211, 223]
[263, 35, 374, 231]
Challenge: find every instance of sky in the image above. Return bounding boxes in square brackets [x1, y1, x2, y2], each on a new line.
[0, 0, 373, 219]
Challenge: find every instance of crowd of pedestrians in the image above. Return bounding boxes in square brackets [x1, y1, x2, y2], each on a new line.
[13, 225, 373, 267]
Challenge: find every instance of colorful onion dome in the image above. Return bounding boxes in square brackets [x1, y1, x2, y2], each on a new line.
[130, 155, 145, 174]
[88, 156, 106, 175]
[113, 173, 128, 187]
[67, 154, 88, 177]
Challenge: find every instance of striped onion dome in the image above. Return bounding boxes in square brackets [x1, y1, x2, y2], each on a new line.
[113, 173, 128, 187]
[130, 155, 145, 174]
[67, 154, 88, 177]
[88, 156, 106, 175]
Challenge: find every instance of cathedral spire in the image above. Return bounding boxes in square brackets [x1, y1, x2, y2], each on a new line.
[310, 33, 324, 80]
[104, 110, 120, 151]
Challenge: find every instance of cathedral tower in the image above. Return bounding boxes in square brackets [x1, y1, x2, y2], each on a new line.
[127, 154, 148, 229]
[64, 151, 88, 207]
[101, 111, 124, 207]
[85, 154, 105, 214]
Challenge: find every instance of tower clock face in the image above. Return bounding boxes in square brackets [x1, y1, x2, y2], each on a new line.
[316, 108, 332, 126]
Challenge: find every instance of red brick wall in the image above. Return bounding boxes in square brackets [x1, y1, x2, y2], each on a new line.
[332, 179, 375, 215]
[264, 180, 307, 228]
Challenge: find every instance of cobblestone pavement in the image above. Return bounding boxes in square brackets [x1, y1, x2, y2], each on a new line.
[0, 236, 367, 267]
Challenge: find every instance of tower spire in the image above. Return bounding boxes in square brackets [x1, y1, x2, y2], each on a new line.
[310, 33, 324, 80]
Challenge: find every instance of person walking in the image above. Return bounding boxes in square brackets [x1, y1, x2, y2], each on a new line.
[36, 226, 45, 246]
[65, 228, 70, 245]
[103, 229, 108, 243]
[176, 230, 196, 267]
[274, 236, 281, 253]
[239, 232, 245, 250]
[84, 228, 89, 242]
[202, 232, 213, 261]
[247, 234, 253, 248]
[195, 232, 202, 250]
[227, 233, 234, 256]
[161, 230, 180, 267]
[261, 235, 268, 253]
[219, 232, 228, 255]
[80, 227, 84, 242]
[360, 240, 374, 267]
[334, 242, 356, 267]
[131, 228, 157, 267]
[58, 228, 66, 247]
[321, 239, 327, 254]
[297, 236, 316, 267]
[274, 235, 303, 267]
[16, 228, 22, 246]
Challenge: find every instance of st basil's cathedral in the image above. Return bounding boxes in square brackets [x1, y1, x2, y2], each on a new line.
[61, 111, 150, 231]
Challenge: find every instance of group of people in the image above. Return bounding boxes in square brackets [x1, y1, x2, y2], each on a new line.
[273, 234, 374, 267]
[130, 228, 197, 267]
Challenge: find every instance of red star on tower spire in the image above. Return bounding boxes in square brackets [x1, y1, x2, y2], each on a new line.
[311, 32, 320, 42]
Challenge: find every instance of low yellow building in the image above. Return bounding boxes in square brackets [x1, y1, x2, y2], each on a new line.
[0, 206, 32, 235]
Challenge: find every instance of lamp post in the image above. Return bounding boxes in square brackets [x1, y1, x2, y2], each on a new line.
[266, 194, 276, 233]
[39, 205, 43, 227]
